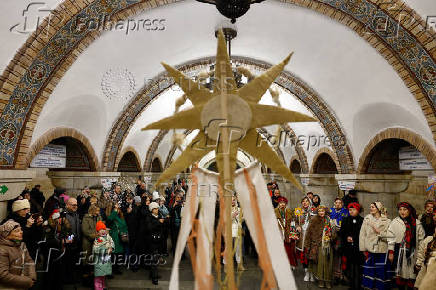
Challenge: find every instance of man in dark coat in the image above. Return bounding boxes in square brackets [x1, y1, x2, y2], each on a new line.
[342, 189, 358, 208]
[77, 186, 91, 221]
[63, 198, 81, 285]
[30, 185, 45, 212]
[169, 194, 183, 255]
[339, 202, 364, 290]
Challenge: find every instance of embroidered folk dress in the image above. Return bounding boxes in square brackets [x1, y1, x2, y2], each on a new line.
[275, 207, 298, 267]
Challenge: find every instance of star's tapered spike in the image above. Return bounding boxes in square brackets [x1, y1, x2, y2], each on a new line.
[162, 62, 213, 106]
[250, 104, 317, 128]
[155, 132, 212, 186]
[239, 129, 303, 191]
[238, 52, 293, 103]
[141, 107, 203, 131]
[214, 29, 237, 94]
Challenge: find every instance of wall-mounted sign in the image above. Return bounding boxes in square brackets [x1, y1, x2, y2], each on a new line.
[301, 178, 309, 186]
[428, 175, 436, 191]
[338, 180, 355, 191]
[0, 185, 8, 195]
[399, 146, 432, 170]
[30, 144, 66, 168]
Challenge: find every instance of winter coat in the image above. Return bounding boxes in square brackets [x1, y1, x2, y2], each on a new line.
[387, 217, 425, 279]
[0, 238, 36, 289]
[2, 213, 43, 260]
[124, 205, 139, 249]
[340, 215, 364, 264]
[65, 210, 81, 248]
[419, 213, 435, 237]
[415, 236, 435, 288]
[419, 259, 436, 290]
[275, 207, 293, 243]
[134, 206, 151, 255]
[359, 214, 391, 253]
[30, 188, 45, 211]
[107, 210, 128, 254]
[304, 215, 334, 260]
[147, 214, 163, 254]
[81, 214, 102, 265]
[93, 234, 114, 277]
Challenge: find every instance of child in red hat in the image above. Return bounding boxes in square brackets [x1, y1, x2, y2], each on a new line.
[93, 221, 114, 290]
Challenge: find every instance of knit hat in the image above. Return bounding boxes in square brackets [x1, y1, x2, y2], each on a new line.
[0, 220, 20, 239]
[96, 221, 106, 232]
[149, 202, 159, 212]
[134, 196, 142, 203]
[50, 209, 60, 220]
[12, 199, 30, 212]
[152, 191, 160, 201]
[348, 202, 361, 212]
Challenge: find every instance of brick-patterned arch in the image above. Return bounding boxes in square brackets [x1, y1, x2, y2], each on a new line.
[115, 146, 142, 172]
[310, 147, 341, 174]
[143, 130, 169, 172]
[1, 0, 436, 171]
[101, 56, 355, 173]
[290, 152, 309, 174]
[357, 127, 436, 173]
[25, 127, 99, 171]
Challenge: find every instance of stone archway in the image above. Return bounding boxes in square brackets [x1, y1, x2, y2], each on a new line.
[311, 147, 340, 174]
[26, 127, 99, 171]
[1, 0, 435, 170]
[358, 127, 436, 173]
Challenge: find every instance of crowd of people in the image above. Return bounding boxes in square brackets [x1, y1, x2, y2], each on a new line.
[0, 178, 435, 290]
[267, 181, 436, 290]
[0, 179, 189, 289]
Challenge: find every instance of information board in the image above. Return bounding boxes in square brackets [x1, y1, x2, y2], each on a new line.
[30, 144, 66, 168]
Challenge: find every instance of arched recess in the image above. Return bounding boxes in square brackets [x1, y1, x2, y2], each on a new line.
[150, 157, 163, 173]
[290, 154, 304, 174]
[115, 146, 141, 172]
[1, 0, 435, 171]
[358, 128, 436, 173]
[26, 127, 98, 171]
[311, 147, 340, 174]
[102, 56, 354, 174]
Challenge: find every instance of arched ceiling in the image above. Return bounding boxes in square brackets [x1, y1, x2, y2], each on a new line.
[1, 0, 435, 172]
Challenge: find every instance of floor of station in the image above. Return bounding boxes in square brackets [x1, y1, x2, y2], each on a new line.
[65, 253, 350, 290]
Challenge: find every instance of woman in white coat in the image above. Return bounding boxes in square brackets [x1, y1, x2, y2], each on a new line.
[387, 202, 425, 290]
[359, 201, 393, 290]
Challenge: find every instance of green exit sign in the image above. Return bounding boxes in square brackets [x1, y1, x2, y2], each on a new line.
[0, 185, 8, 195]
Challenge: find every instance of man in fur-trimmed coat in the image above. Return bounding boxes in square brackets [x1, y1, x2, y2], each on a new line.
[275, 196, 298, 268]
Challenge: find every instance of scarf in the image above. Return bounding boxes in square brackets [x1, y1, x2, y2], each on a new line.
[321, 216, 332, 252]
[398, 202, 417, 259]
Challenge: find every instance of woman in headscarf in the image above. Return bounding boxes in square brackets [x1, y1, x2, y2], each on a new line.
[0, 220, 36, 289]
[274, 196, 297, 270]
[304, 205, 334, 288]
[387, 202, 425, 290]
[310, 195, 321, 216]
[330, 198, 348, 284]
[295, 196, 312, 281]
[359, 201, 392, 290]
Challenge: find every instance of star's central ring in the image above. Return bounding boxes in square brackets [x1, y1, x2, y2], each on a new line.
[201, 94, 252, 142]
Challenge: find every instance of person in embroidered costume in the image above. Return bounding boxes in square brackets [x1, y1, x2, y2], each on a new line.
[360, 201, 393, 290]
[305, 205, 334, 288]
[274, 196, 298, 269]
[387, 202, 425, 290]
[415, 205, 436, 288]
[295, 196, 312, 281]
[330, 197, 348, 285]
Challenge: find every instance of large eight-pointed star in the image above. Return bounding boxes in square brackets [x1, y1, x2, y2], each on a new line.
[142, 30, 316, 190]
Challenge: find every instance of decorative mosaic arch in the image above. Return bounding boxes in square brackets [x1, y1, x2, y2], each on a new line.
[290, 151, 309, 174]
[142, 130, 168, 172]
[102, 56, 355, 173]
[115, 145, 142, 172]
[25, 127, 99, 171]
[310, 147, 341, 174]
[0, 0, 435, 171]
[357, 127, 436, 173]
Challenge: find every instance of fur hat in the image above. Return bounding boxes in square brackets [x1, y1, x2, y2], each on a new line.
[12, 199, 30, 212]
[96, 221, 106, 232]
[0, 220, 20, 239]
[149, 202, 159, 212]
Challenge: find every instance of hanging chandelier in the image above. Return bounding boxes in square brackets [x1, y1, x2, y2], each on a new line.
[196, 0, 266, 23]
